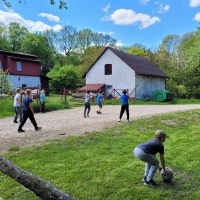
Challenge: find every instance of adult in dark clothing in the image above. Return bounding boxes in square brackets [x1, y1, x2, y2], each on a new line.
[133, 130, 169, 186]
[18, 89, 42, 132]
[117, 89, 129, 122]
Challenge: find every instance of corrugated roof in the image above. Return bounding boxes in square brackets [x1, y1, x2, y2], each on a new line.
[79, 84, 105, 91]
[84, 47, 169, 78]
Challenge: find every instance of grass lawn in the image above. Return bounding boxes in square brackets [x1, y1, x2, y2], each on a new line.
[0, 109, 200, 200]
[0, 93, 200, 118]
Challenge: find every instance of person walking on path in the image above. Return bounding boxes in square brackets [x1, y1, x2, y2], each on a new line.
[18, 89, 42, 132]
[84, 90, 92, 118]
[40, 90, 46, 113]
[13, 88, 23, 123]
[133, 130, 170, 187]
[96, 91, 104, 114]
[117, 89, 129, 122]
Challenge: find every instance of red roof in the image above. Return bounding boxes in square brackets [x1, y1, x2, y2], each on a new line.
[79, 84, 105, 91]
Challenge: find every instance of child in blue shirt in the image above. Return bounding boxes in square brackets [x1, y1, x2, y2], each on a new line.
[96, 91, 104, 114]
[117, 89, 129, 122]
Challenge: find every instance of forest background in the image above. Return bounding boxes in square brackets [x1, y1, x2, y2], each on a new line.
[0, 22, 200, 98]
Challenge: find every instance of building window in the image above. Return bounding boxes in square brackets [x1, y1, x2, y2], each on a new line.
[105, 64, 112, 75]
[17, 62, 22, 71]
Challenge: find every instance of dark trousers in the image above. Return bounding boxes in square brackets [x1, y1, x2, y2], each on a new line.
[119, 104, 129, 120]
[84, 102, 90, 116]
[18, 110, 38, 130]
[40, 102, 45, 112]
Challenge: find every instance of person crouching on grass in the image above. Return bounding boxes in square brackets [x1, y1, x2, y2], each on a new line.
[18, 89, 42, 132]
[133, 130, 169, 187]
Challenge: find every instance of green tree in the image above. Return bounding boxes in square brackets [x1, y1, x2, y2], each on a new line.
[8, 22, 29, 52]
[57, 25, 78, 56]
[2, 0, 67, 9]
[79, 46, 105, 76]
[0, 24, 10, 50]
[47, 65, 82, 91]
[0, 69, 11, 95]
[127, 43, 151, 59]
[21, 33, 55, 74]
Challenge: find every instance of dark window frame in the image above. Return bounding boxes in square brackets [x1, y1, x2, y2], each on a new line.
[105, 64, 112, 75]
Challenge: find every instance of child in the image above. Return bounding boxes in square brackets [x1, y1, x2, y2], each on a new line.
[84, 90, 92, 118]
[18, 89, 42, 132]
[96, 91, 104, 114]
[13, 88, 23, 123]
[40, 90, 46, 113]
[133, 130, 169, 186]
[117, 89, 129, 122]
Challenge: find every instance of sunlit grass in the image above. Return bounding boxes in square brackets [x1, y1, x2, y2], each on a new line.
[0, 109, 200, 200]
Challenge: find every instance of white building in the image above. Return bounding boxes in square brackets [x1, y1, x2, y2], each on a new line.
[80, 47, 169, 99]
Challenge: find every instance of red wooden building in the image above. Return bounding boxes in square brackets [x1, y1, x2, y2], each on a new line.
[0, 50, 50, 95]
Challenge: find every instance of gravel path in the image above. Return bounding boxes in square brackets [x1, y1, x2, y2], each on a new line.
[0, 104, 200, 154]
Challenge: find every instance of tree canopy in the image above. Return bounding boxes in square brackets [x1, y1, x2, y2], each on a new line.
[2, 0, 67, 9]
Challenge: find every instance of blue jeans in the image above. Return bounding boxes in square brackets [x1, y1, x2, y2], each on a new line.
[133, 147, 159, 181]
[14, 106, 23, 122]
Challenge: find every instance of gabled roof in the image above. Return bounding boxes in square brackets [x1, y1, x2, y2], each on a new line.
[84, 47, 169, 78]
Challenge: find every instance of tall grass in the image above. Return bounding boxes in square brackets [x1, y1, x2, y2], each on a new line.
[0, 109, 200, 200]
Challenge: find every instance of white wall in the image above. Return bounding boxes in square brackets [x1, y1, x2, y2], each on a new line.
[9, 75, 40, 91]
[135, 75, 165, 99]
[86, 49, 136, 97]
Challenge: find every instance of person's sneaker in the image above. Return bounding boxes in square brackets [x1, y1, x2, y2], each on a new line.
[84, 115, 87, 118]
[99, 112, 102, 114]
[35, 127, 42, 131]
[87, 115, 89, 117]
[144, 179, 158, 187]
[18, 129, 25, 132]
[14, 120, 18, 123]
[96, 111, 99, 114]
[118, 119, 121, 122]
[142, 176, 146, 182]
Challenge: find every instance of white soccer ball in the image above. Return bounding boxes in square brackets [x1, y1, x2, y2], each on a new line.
[160, 167, 173, 182]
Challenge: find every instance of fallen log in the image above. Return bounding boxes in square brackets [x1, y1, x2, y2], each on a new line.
[0, 156, 75, 200]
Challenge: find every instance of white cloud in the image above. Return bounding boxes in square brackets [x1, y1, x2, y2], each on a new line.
[0, 10, 62, 32]
[102, 9, 160, 29]
[156, 4, 170, 13]
[102, 3, 111, 12]
[189, 0, 200, 7]
[194, 12, 200, 21]
[139, 0, 150, 5]
[38, 13, 60, 23]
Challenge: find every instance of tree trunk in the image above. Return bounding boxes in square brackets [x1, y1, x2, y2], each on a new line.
[0, 156, 75, 200]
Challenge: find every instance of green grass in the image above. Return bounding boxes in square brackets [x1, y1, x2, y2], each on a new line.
[0, 109, 200, 200]
[1, 94, 199, 118]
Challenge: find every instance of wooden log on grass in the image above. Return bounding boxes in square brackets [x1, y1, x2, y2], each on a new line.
[0, 156, 75, 200]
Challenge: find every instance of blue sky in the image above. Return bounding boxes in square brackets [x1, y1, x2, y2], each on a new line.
[0, 0, 200, 49]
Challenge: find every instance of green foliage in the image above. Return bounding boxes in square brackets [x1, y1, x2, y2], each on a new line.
[2, 0, 67, 9]
[0, 94, 70, 118]
[79, 46, 105, 76]
[21, 33, 55, 74]
[48, 64, 82, 91]
[0, 69, 12, 93]
[1, 109, 200, 199]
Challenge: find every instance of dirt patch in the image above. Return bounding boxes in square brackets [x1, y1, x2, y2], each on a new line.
[0, 104, 200, 154]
